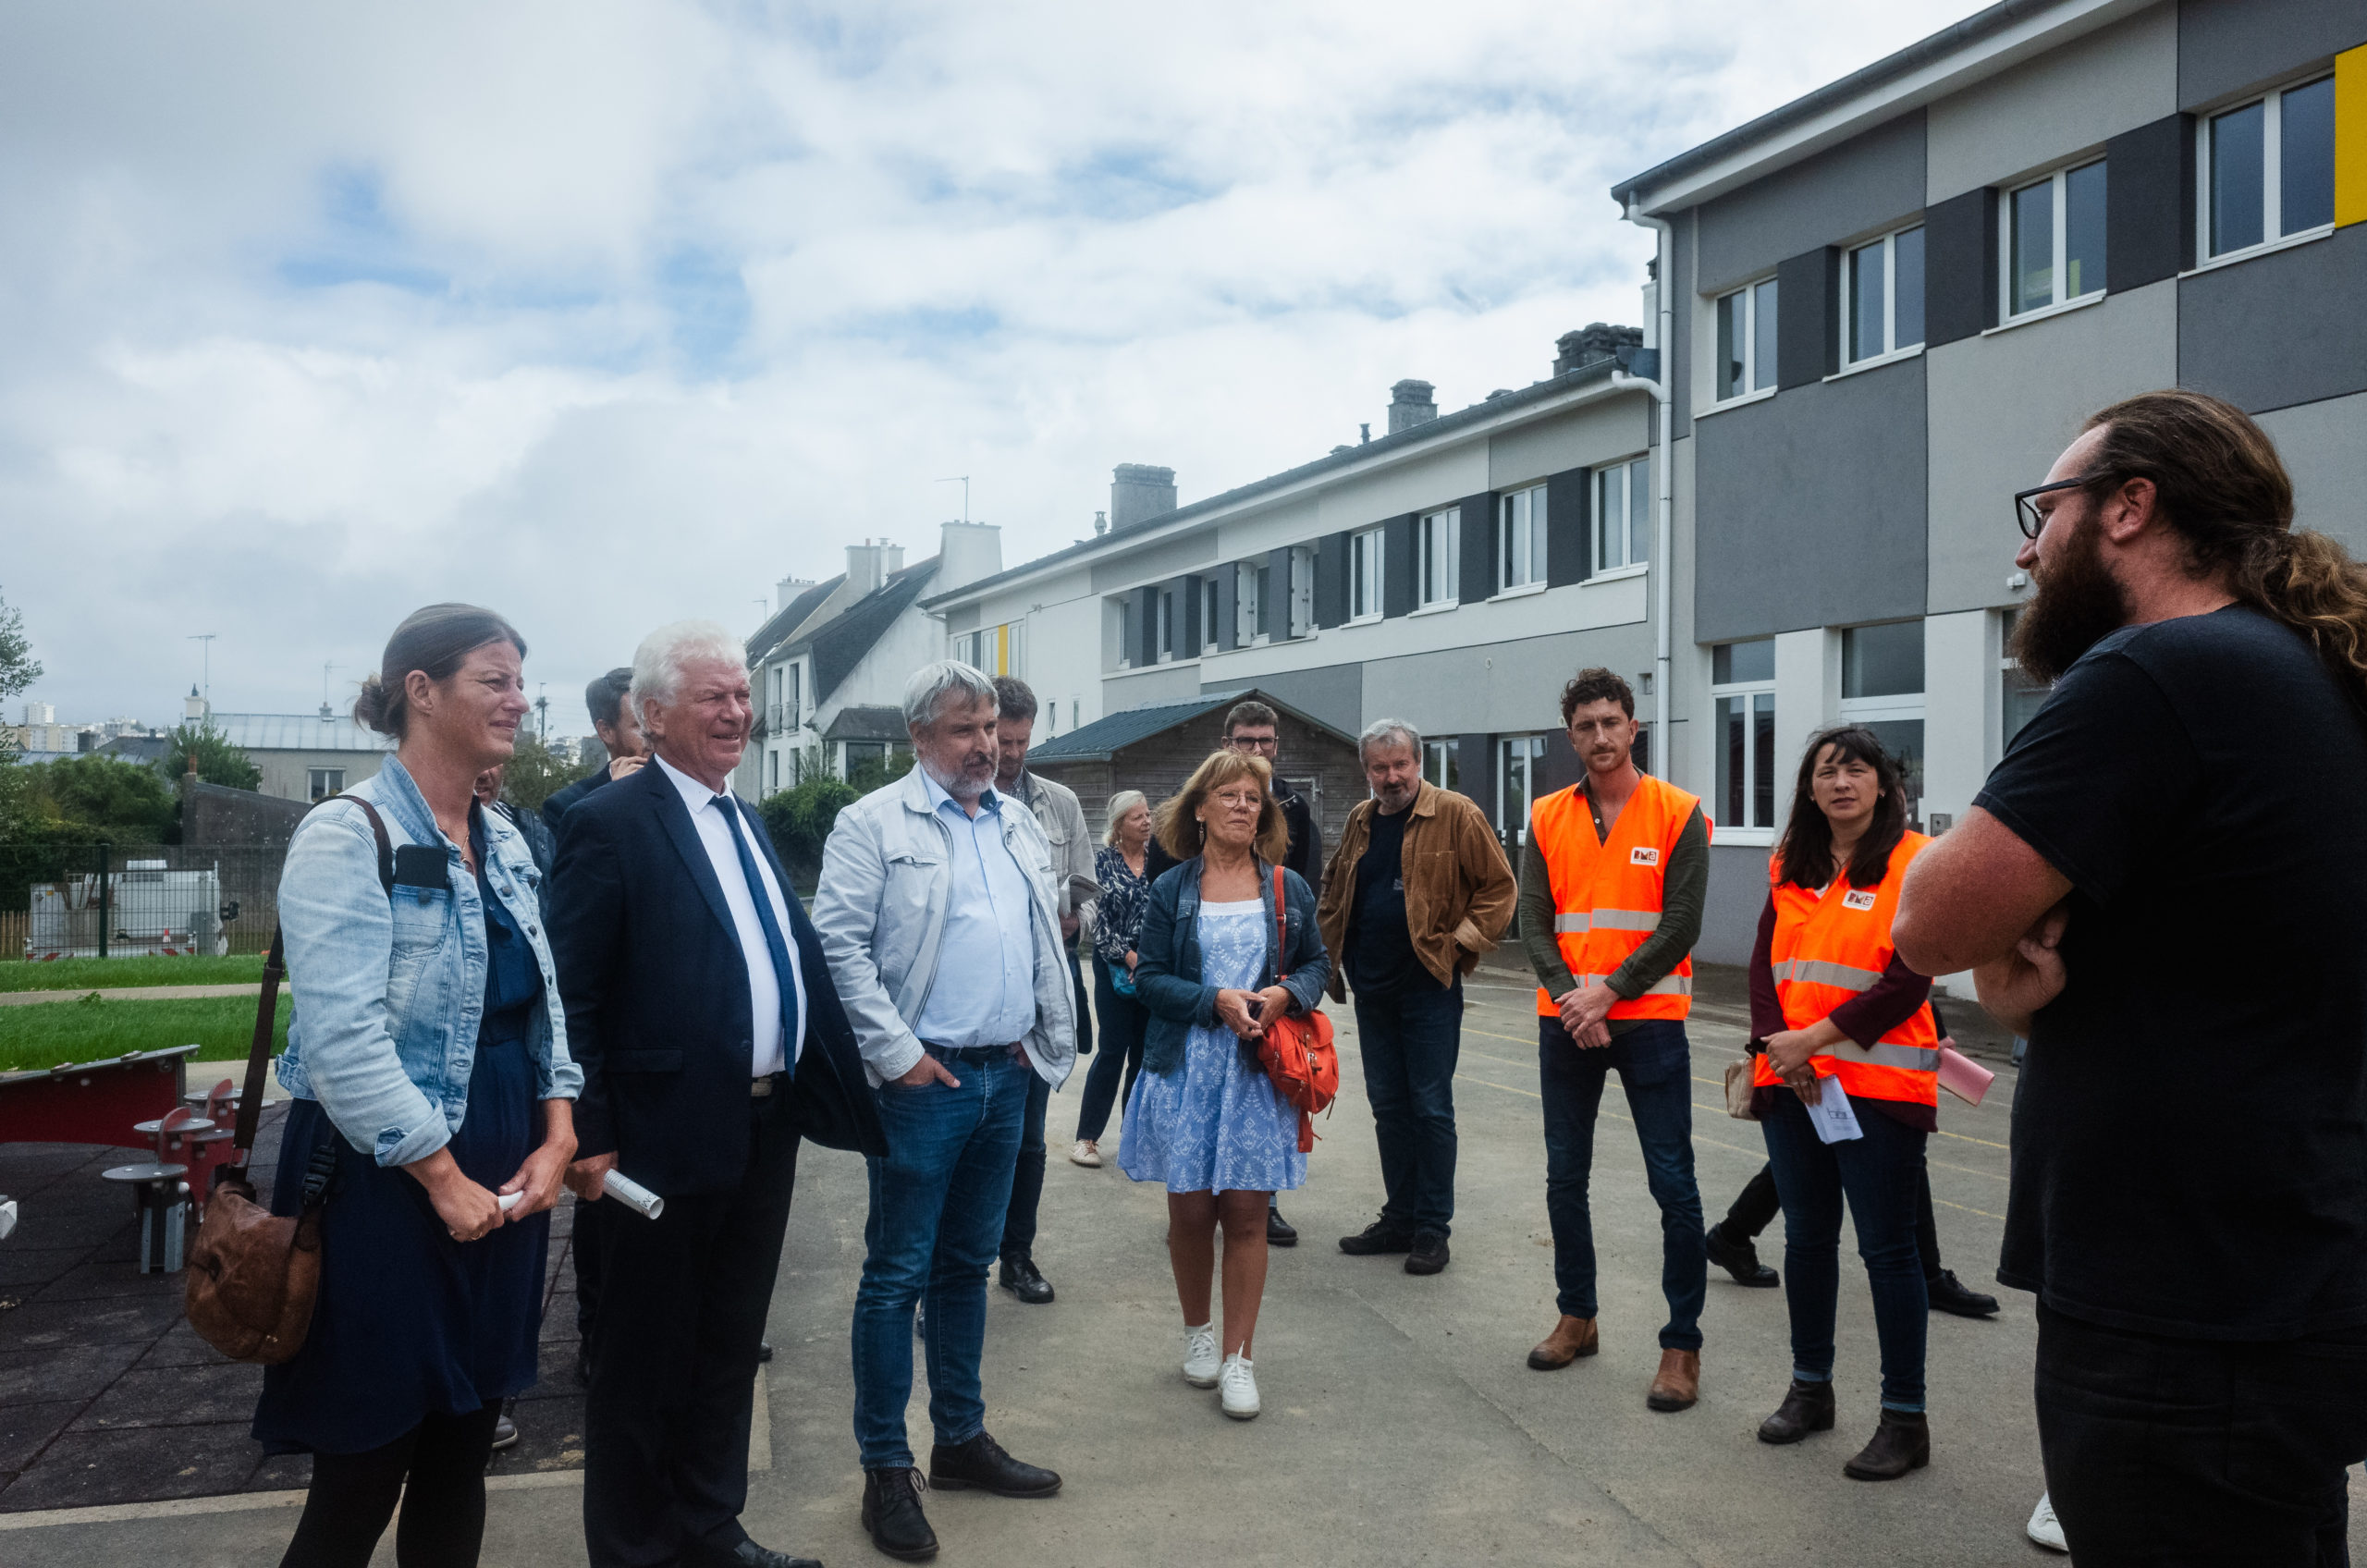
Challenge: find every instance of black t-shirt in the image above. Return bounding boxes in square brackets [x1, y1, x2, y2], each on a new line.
[1346, 806, 1435, 995]
[1976, 605, 2367, 1341]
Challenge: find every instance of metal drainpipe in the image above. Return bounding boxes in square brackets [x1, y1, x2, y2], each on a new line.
[1617, 200, 1677, 774]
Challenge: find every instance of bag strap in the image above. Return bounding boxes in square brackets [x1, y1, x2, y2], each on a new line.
[224, 797, 393, 1170]
[1271, 864, 1289, 986]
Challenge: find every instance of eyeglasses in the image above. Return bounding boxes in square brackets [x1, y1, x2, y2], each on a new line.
[1226, 734, 1279, 753]
[2014, 471, 2112, 540]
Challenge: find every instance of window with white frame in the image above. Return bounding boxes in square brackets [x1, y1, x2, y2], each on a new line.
[1499, 485, 1548, 591]
[2005, 159, 2106, 318]
[1843, 224, 1925, 364]
[1498, 734, 1547, 839]
[1840, 620, 1926, 830]
[785, 663, 801, 730]
[1156, 591, 1174, 661]
[2203, 75, 2336, 261]
[1115, 600, 1134, 668]
[1999, 608, 2050, 751]
[309, 766, 346, 802]
[1710, 639, 1775, 832]
[1417, 508, 1459, 607]
[1349, 526, 1384, 619]
[1594, 457, 1650, 573]
[1201, 578, 1219, 648]
[1714, 276, 1779, 399]
[767, 750, 779, 792]
[1423, 738, 1458, 791]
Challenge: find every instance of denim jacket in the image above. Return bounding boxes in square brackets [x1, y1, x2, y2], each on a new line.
[1134, 857, 1331, 1077]
[276, 755, 581, 1167]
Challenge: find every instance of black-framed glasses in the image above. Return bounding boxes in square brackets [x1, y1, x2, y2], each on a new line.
[2014, 472, 2111, 540]
[1226, 733, 1279, 753]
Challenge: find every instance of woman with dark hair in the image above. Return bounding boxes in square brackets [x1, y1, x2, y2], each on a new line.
[1122, 750, 1331, 1420]
[1748, 726, 1940, 1482]
[255, 603, 580, 1568]
[1072, 789, 1153, 1167]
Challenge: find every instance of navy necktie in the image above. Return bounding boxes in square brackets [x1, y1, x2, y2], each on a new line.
[717, 795, 796, 1080]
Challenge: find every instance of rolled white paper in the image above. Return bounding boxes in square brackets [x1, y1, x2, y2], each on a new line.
[497, 1190, 523, 1212]
[602, 1169, 665, 1220]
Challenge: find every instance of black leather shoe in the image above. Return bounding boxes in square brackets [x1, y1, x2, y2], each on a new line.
[721, 1538, 823, 1568]
[862, 1467, 938, 1561]
[1843, 1408, 1931, 1480]
[928, 1430, 1062, 1498]
[1404, 1231, 1451, 1275]
[998, 1256, 1055, 1305]
[1706, 1222, 1779, 1288]
[1756, 1378, 1836, 1444]
[1338, 1219, 1416, 1256]
[1266, 1206, 1298, 1246]
[757, 1340, 776, 1363]
[1926, 1269, 2000, 1317]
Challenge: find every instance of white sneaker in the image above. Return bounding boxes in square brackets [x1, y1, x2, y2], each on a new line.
[1183, 1325, 1219, 1388]
[2027, 1491, 2067, 1552]
[1219, 1352, 1259, 1419]
[1070, 1139, 1102, 1168]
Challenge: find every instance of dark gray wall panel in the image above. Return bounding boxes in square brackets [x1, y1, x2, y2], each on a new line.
[1266, 547, 1294, 640]
[1694, 358, 1928, 643]
[1458, 491, 1495, 604]
[2107, 114, 2192, 292]
[1313, 532, 1348, 629]
[1672, 218, 1695, 441]
[1202, 662, 1363, 738]
[1695, 110, 1926, 296]
[1382, 513, 1416, 618]
[1171, 575, 1202, 659]
[1699, 843, 1771, 965]
[1775, 248, 1839, 389]
[1924, 187, 1995, 348]
[1546, 467, 1591, 586]
[2178, 0, 2366, 109]
[1458, 733, 1496, 824]
[1134, 585, 1159, 667]
[2179, 225, 2367, 415]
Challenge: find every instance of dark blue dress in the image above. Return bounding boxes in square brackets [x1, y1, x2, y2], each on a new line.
[253, 814, 552, 1456]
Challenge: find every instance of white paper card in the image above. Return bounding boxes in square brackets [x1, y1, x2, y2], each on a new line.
[1803, 1075, 1863, 1144]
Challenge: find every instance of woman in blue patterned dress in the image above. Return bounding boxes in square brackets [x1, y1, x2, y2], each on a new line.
[1122, 749, 1331, 1420]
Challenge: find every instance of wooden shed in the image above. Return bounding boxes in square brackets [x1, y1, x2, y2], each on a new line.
[1023, 689, 1365, 862]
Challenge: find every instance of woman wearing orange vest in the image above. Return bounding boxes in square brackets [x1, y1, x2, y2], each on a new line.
[1749, 725, 1939, 1483]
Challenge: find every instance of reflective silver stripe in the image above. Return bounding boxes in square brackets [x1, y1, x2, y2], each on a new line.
[1578, 973, 1694, 997]
[1773, 958, 1884, 992]
[1822, 1038, 1941, 1072]
[1553, 908, 1662, 935]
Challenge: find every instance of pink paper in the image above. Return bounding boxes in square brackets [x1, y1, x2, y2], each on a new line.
[1936, 1042, 1994, 1107]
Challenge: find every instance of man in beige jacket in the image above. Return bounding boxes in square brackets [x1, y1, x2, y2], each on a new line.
[1316, 718, 1516, 1276]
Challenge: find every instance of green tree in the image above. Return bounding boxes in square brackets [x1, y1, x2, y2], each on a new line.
[0, 585, 45, 839]
[25, 754, 178, 840]
[845, 747, 914, 795]
[757, 764, 859, 879]
[499, 732, 585, 814]
[166, 720, 262, 790]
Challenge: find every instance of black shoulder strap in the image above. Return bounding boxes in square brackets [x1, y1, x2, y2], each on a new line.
[224, 796, 393, 1171]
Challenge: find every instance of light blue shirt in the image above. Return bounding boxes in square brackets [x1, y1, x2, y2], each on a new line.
[912, 772, 1037, 1049]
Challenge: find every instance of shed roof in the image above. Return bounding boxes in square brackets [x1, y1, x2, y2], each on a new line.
[822, 705, 907, 743]
[208, 713, 397, 753]
[1024, 688, 1356, 765]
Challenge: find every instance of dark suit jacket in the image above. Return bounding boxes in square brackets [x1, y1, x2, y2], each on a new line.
[549, 761, 887, 1194]
[541, 766, 610, 837]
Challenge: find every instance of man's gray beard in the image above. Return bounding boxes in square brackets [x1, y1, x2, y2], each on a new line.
[922, 756, 990, 800]
[1377, 784, 1417, 813]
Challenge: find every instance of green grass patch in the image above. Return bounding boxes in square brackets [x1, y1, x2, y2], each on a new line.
[0, 955, 267, 993]
[0, 994, 288, 1073]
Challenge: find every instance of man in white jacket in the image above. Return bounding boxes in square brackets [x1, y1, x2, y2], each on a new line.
[812, 659, 1075, 1563]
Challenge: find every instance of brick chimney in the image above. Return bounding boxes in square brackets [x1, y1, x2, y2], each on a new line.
[1553, 323, 1644, 375]
[1387, 380, 1436, 434]
[1110, 465, 1177, 531]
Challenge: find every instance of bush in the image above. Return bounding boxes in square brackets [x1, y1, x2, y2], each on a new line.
[758, 774, 860, 876]
[18, 753, 178, 841]
[500, 732, 586, 814]
[166, 720, 262, 790]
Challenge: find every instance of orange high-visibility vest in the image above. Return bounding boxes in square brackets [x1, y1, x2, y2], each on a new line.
[1530, 773, 1704, 1022]
[1752, 832, 1940, 1108]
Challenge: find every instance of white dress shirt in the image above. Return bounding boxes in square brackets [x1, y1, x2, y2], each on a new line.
[911, 770, 1037, 1050]
[655, 755, 805, 1076]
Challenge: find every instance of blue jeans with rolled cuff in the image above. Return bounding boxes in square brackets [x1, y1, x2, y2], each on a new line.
[1538, 1016, 1706, 1353]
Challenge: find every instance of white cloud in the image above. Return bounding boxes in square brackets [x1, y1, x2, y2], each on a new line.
[0, 0, 1982, 723]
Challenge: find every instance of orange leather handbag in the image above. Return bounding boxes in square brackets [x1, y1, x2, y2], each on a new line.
[1257, 865, 1339, 1154]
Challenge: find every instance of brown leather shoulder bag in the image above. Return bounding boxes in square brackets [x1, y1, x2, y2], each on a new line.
[184, 797, 391, 1364]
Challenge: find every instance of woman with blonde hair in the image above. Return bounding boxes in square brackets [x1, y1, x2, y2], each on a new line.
[1072, 789, 1153, 1166]
[1121, 751, 1331, 1419]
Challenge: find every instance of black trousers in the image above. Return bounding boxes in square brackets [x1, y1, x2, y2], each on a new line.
[2037, 1302, 2367, 1565]
[1000, 943, 1090, 1259]
[573, 1191, 607, 1338]
[1721, 1156, 1947, 1278]
[584, 1094, 800, 1568]
[280, 1403, 502, 1568]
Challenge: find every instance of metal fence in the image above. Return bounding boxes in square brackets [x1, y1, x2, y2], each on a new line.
[0, 842, 287, 961]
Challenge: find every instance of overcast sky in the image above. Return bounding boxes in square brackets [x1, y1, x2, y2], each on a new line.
[3, 0, 1981, 730]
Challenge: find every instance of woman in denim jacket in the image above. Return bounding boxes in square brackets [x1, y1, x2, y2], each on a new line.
[1121, 750, 1331, 1421]
[255, 604, 582, 1568]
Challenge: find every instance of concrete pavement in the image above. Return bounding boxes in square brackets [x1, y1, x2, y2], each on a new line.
[14, 963, 2360, 1565]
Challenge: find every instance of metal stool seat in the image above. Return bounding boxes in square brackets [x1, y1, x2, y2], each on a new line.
[101, 1162, 190, 1273]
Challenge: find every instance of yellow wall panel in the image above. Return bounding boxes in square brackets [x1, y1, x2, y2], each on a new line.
[2339, 44, 2367, 227]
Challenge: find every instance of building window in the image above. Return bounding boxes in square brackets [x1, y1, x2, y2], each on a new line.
[1156, 592, 1174, 662]
[1714, 276, 1778, 399]
[1350, 526, 1384, 620]
[1201, 579, 1219, 646]
[785, 664, 801, 730]
[1115, 601, 1134, 668]
[1498, 734, 1547, 839]
[1499, 485, 1548, 590]
[1423, 738, 1458, 790]
[1710, 639, 1775, 831]
[2000, 608, 2051, 751]
[308, 767, 346, 802]
[2203, 75, 2336, 261]
[1003, 621, 1024, 678]
[1840, 620, 1927, 829]
[767, 751, 779, 792]
[1594, 457, 1650, 573]
[2005, 160, 2106, 318]
[1417, 508, 1459, 607]
[1844, 224, 1925, 363]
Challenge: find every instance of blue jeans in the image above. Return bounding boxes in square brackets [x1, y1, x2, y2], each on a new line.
[1355, 978, 1463, 1236]
[1759, 1086, 1928, 1411]
[1538, 1017, 1706, 1352]
[852, 1049, 1030, 1469]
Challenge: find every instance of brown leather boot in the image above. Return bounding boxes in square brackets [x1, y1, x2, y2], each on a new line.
[1646, 1348, 1700, 1411]
[1842, 1408, 1930, 1480]
[1526, 1316, 1599, 1370]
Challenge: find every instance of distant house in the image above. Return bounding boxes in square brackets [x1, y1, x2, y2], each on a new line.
[1019, 688, 1365, 863]
[199, 694, 395, 802]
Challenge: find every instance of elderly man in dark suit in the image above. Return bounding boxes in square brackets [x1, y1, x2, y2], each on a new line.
[552, 619, 885, 1568]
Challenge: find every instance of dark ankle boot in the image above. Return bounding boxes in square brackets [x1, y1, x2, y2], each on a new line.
[861, 1467, 938, 1561]
[1842, 1408, 1931, 1480]
[1756, 1378, 1836, 1444]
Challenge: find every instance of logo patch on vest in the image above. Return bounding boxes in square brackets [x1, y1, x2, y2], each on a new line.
[1629, 847, 1659, 866]
[1842, 888, 1878, 911]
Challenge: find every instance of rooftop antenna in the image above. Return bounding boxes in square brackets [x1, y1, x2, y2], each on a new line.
[321, 660, 337, 707]
[188, 633, 216, 713]
[935, 475, 970, 522]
